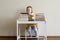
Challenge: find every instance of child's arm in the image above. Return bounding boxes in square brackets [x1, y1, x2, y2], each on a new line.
[32, 13, 35, 20]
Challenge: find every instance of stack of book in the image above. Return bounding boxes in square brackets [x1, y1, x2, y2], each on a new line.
[18, 13, 28, 21]
[35, 13, 45, 21]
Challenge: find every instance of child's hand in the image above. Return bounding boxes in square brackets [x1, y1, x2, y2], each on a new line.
[29, 13, 34, 16]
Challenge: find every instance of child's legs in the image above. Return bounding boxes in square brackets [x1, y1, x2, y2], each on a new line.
[26, 27, 32, 36]
[32, 26, 38, 36]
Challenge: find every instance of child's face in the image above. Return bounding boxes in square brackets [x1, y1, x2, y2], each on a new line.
[27, 8, 32, 14]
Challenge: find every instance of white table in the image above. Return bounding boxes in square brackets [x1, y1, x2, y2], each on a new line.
[16, 20, 47, 40]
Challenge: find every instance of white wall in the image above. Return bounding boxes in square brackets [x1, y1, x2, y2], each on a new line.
[0, 0, 60, 36]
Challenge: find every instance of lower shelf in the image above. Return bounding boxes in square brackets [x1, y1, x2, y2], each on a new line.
[20, 38, 44, 40]
[17, 36, 46, 40]
[17, 36, 44, 38]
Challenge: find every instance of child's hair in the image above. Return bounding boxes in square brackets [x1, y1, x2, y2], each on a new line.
[26, 6, 33, 13]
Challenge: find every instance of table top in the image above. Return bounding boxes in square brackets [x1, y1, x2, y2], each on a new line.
[17, 20, 45, 24]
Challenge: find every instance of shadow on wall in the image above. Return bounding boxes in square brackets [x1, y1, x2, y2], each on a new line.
[5, 18, 16, 36]
[18, 24, 26, 36]
[5, 8, 25, 36]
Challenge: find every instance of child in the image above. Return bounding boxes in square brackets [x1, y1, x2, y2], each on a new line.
[25, 6, 38, 37]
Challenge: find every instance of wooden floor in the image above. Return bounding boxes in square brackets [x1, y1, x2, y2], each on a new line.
[0, 37, 16, 40]
[0, 36, 16, 40]
[0, 38, 43, 40]
[47, 36, 60, 40]
[0, 36, 60, 40]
